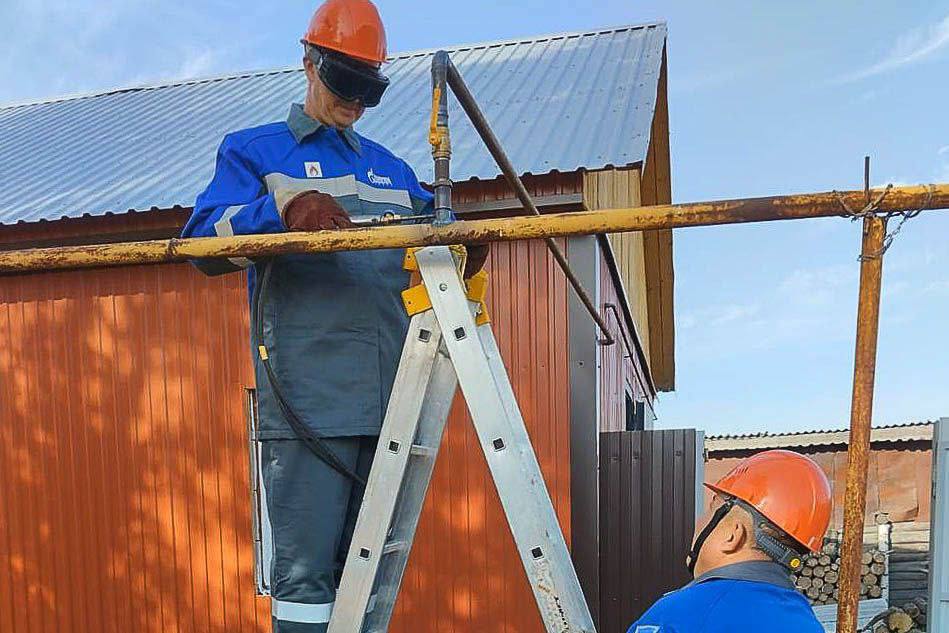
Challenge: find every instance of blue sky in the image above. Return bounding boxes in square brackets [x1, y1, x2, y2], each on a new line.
[2, 1, 947, 435]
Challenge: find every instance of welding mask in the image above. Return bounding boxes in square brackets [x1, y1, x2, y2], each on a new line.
[306, 45, 390, 107]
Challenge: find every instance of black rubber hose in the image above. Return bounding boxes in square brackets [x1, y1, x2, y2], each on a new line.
[252, 260, 366, 486]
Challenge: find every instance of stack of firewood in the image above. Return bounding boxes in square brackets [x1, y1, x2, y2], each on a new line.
[791, 541, 886, 605]
[862, 598, 928, 632]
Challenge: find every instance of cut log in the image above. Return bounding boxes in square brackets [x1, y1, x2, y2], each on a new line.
[868, 585, 882, 598]
[806, 587, 819, 600]
[861, 563, 871, 575]
[797, 577, 813, 590]
[872, 551, 886, 564]
[807, 556, 819, 567]
[862, 572, 878, 586]
[886, 611, 914, 633]
[824, 571, 839, 584]
[819, 555, 831, 566]
[862, 552, 873, 565]
[801, 566, 813, 577]
[870, 562, 885, 576]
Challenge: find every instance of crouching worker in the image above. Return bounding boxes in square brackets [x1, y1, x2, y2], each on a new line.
[628, 449, 832, 633]
[182, 0, 486, 631]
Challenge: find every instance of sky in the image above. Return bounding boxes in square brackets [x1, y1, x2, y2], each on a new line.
[1, 0, 947, 436]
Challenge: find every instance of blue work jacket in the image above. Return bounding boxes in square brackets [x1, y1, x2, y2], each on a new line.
[627, 561, 824, 633]
[183, 103, 433, 438]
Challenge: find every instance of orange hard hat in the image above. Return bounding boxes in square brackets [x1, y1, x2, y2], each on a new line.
[303, 0, 388, 64]
[705, 449, 832, 553]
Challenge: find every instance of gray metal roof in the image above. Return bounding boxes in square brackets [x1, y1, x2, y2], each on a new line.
[0, 23, 666, 225]
[706, 421, 936, 452]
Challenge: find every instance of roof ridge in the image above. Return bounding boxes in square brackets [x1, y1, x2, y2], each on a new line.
[706, 420, 936, 441]
[387, 22, 666, 60]
[0, 22, 666, 111]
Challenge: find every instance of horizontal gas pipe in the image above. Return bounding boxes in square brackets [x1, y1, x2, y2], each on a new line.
[440, 55, 615, 344]
[0, 185, 945, 274]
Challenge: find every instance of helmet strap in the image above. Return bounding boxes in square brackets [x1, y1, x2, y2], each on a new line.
[687, 496, 806, 575]
[686, 497, 735, 575]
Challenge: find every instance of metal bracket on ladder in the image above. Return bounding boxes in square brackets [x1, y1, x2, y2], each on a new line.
[328, 246, 596, 633]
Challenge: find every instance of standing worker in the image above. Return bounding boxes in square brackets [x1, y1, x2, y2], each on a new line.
[628, 449, 832, 633]
[183, 1, 487, 630]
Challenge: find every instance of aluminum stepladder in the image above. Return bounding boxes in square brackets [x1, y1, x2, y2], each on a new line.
[327, 245, 595, 633]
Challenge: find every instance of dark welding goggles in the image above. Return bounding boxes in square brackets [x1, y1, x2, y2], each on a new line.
[304, 45, 390, 108]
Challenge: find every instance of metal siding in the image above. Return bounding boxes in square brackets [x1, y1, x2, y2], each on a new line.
[931, 418, 949, 631]
[0, 25, 666, 225]
[566, 234, 602, 623]
[0, 264, 266, 633]
[0, 238, 571, 632]
[599, 246, 651, 432]
[599, 430, 701, 632]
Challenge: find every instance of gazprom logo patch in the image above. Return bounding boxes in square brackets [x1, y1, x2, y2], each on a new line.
[367, 168, 392, 187]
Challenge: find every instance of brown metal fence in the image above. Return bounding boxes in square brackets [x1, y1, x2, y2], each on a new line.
[599, 429, 703, 633]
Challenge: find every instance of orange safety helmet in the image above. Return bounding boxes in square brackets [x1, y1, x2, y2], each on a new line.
[303, 0, 388, 64]
[706, 449, 832, 553]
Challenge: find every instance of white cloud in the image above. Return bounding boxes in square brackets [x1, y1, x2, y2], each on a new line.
[837, 14, 949, 82]
[175, 48, 219, 81]
[938, 145, 949, 156]
[778, 265, 856, 306]
[921, 280, 949, 297]
[678, 303, 760, 330]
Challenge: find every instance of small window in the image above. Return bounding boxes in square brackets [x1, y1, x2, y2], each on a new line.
[245, 388, 272, 596]
[625, 389, 645, 432]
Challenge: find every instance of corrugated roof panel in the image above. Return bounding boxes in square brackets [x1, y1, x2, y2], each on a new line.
[705, 421, 936, 452]
[0, 24, 666, 225]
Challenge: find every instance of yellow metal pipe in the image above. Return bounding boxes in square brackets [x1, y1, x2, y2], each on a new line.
[0, 184, 945, 273]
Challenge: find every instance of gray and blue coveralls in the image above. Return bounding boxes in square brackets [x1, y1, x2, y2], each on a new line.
[183, 103, 434, 632]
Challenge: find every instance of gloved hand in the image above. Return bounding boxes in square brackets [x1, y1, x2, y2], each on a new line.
[283, 191, 354, 230]
[463, 243, 490, 279]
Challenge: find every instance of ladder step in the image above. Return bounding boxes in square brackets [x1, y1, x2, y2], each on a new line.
[382, 540, 408, 556]
[409, 443, 434, 457]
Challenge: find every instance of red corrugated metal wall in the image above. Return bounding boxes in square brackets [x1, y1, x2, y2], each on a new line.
[0, 265, 265, 633]
[0, 238, 570, 633]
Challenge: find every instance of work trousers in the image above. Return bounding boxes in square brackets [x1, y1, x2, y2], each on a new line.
[261, 437, 377, 633]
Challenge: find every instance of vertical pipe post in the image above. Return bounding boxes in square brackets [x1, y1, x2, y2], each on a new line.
[836, 211, 887, 633]
[430, 51, 453, 225]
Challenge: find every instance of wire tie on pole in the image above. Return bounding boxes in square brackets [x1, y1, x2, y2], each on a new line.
[834, 185, 936, 262]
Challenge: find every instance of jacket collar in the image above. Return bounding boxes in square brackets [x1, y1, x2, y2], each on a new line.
[287, 103, 362, 155]
[689, 561, 795, 591]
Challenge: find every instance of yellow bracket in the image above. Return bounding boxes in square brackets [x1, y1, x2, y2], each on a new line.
[403, 246, 467, 273]
[401, 283, 432, 316]
[401, 256, 491, 325]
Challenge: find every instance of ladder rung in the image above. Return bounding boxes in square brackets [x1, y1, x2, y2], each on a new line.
[382, 540, 408, 556]
[409, 443, 434, 457]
